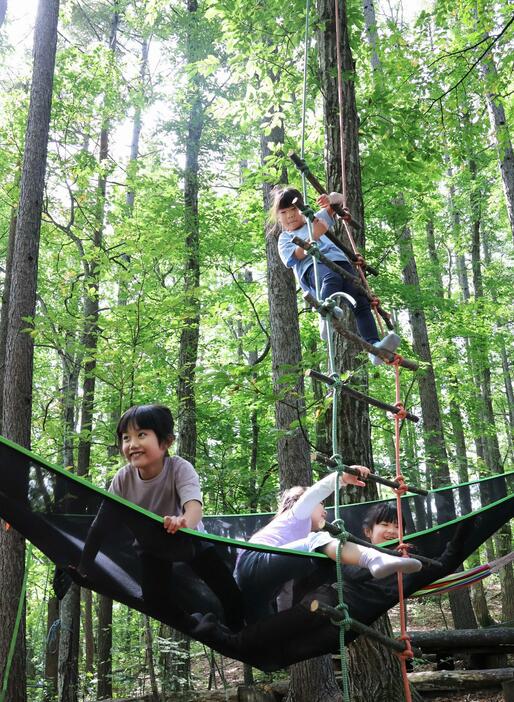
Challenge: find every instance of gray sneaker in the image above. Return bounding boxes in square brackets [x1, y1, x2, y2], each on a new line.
[369, 332, 401, 365]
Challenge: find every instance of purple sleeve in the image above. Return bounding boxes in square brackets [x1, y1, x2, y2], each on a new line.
[292, 473, 338, 521]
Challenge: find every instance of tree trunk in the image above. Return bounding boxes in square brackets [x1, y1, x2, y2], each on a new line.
[398, 220, 450, 485]
[480, 51, 514, 242]
[81, 589, 94, 676]
[261, 96, 336, 701]
[44, 596, 59, 701]
[97, 594, 113, 699]
[144, 617, 159, 701]
[0, 2, 59, 701]
[58, 584, 81, 702]
[468, 161, 514, 622]
[425, 221, 473, 491]
[399, 220, 477, 630]
[262, 129, 311, 488]
[317, 1, 419, 700]
[0, 207, 16, 431]
[171, 0, 206, 688]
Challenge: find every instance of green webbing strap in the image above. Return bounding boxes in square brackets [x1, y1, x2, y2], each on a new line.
[0, 541, 33, 702]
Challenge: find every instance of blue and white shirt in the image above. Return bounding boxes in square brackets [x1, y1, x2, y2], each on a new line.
[277, 209, 349, 288]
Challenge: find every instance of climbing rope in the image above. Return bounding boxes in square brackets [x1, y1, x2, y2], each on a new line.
[298, 2, 352, 700]
[299, 0, 319, 299]
[390, 356, 414, 702]
[297, 2, 415, 699]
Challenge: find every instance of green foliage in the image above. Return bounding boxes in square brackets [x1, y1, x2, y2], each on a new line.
[2, 0, 513, 695]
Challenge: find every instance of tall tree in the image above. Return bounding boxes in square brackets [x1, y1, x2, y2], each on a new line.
[57, 7, 120, 700]
[0, 2, 59, 702]
[321, 1, 420, 699]
[479, 41, 514, 242]
[262, 120, 339, 702]
[170, 0, 208, 688]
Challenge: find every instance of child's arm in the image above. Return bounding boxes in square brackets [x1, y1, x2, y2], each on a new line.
[304, 193, 342, 242]
[292, 467, 369, 521]
[163, 499, 203, 533]
[311, 194, 333, 239]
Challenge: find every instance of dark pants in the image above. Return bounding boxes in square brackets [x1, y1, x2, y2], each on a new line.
[304, 260, 379, 344]
[235, 549, 319, 625]
[139, 541, 245, 631]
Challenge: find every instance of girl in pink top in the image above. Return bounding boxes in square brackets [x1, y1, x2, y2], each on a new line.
[235, 468, 421, 623]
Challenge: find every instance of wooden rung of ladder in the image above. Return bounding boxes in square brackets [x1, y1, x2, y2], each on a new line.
[306, 368, 419, 421]
[310, 599, 412, 655]
[311, 452, 428, 497]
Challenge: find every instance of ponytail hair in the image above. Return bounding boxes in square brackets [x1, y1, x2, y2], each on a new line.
[275, 485, 307, 517]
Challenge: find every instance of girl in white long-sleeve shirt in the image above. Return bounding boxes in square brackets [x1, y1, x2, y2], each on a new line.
[234, 468, 421, 623]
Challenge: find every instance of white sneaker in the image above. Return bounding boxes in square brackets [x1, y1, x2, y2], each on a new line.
[369, 332, 401, 365]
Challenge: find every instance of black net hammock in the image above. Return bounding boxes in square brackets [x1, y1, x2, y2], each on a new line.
[0, 434, 512, 672]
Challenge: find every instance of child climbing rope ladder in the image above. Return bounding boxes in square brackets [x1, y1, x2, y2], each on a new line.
[273, 186, 400, 361]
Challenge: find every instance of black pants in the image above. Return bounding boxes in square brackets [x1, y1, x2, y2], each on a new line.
[235, 549, 320, 624]
[139, 541, 244, 631]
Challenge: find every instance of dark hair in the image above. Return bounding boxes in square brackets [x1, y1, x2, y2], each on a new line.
[116, 404, 175, 448]
[275, 486, 307, 516]
[362, 502, 405, 533]
[269, 187, 305, 221]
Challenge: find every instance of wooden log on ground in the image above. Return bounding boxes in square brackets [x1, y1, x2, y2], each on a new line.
[408, 628, 514, 651]
[407, 668, 514, 692]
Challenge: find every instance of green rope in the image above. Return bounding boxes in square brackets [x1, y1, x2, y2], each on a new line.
[326, 305, 350, 702]
[0, 541, 33, 702]
[299, 1, 351, 699]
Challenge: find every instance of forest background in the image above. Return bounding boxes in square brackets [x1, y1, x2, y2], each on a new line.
[0, 0, 512, 700]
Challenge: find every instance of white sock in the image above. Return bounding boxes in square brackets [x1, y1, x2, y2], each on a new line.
[358, 547, 422, 579]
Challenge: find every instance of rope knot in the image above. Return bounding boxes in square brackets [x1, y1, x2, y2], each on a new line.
[331, 518, 348, 543]
[394, 473, 408, 497]
[306, 241, 321, 259]
[397, 540, 412, 557]
[296, 158, 310, 176]
[332, 603, 351, 630]
[385, 353, 404, 367]
[396, 633, 414, 660]
[298, 203, 316, 222]
[394, 402, 408, 421]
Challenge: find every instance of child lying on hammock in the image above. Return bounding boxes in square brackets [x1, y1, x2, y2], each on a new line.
[233, 470, 421, 623]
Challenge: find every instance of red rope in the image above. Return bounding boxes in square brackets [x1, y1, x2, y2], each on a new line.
[391, 358, 413, 702]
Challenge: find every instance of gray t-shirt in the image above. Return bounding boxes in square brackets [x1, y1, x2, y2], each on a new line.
[108, 455, 202, 518]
